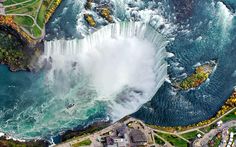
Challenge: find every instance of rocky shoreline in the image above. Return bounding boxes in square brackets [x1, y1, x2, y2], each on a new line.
[60, 121, 111, 143]
[1, 88, 235, 147]
[0, 136, 50, 147]
[0, 120, 111, 147]
[0, 1, 235, 146]
[0, 25, 43, 72]
[147, 88, 236, 133]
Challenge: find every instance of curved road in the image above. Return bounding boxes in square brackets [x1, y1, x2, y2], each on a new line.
[193, 120, 236, 147]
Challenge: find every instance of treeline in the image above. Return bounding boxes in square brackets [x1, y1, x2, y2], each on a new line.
[147, 90, 236, 133]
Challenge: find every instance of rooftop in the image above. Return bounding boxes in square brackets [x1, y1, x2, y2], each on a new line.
[129, 129, 147, 143]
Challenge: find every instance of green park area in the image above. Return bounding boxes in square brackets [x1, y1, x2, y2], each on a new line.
[156, 132, 188, 147]
[199, 125, 212, 134]
[3, 0, 60, 38]
[154, 135, 165, 145]
[221, 109, 236, 122]
[72, 139, 92, 147]
[200, 108, 236, 134]
[181, 130, 203, 140]
[0, 30, 30, 70]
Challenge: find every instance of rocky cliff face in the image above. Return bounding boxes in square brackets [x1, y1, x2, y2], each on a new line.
[0, 25, 44, 72]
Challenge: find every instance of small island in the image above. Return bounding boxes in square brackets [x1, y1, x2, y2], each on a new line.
[84, 0, 113, 27]
[0, 1, 235, 147]
[176, 60, 216, 90]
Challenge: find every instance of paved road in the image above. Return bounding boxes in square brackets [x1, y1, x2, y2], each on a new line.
[5, 13, 44, 39]
[55, 107, 236, 147]
[3, 0, 45, 39]
[56, 117, 157, 147]
[179, 108, 236, 135]
[56, 122, 120, 147]
[193, 120, 236, 147]
[155, 133, 174, 147]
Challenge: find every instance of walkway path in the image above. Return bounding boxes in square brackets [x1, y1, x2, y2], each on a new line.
[3, 0, 47, 39]
[5, 13, 44, 39]
[197, 129, 205, 135]
[179, 107, 236, 135]
[155, 133, 174, 147]
[56, 108, 236, 147]
[4, 0, 32, 8]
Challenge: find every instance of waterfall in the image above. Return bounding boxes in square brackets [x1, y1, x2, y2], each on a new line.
[217, 1, 234, 34]
[43, 21, 169, 121]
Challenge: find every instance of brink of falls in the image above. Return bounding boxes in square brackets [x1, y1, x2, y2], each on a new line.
[41, 21, 169, 131]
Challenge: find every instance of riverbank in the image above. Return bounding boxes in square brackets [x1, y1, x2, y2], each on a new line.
[0, 25, 43, 71]
[54, 88, 236, 146]
[147, 88, 236, 133]
[0, 136, 50, 147]
[0, 16, 36, 44]
[55, 108, 236, 147]
[0, 120, 110, 147]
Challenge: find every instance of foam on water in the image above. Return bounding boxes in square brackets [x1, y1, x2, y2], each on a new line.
[75, 0, 175, 37]
[217, 1, 234, 33]
[0, 0, 174, 139]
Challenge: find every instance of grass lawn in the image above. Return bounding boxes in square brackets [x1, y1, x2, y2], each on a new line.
[213, 137, 221, 147]
[154, 135, 165, 145]
[14, 15, 34, 27]
[31, 25, 42, 38]
[221, 109, 236, 122]
[37, 3, 47, 28]
[3, 0, 28, 6]
[181, 130, 202, 140]
[200, 125, 213, 134]
[3, 0, 61, 38]
[208, 133, 222, 147]
[72, 139, 92, 147]
[229, 127, 236, 133]
[156, 132, 188, 147]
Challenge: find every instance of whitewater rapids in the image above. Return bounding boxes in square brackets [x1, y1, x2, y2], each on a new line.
[43, 22, 168, 121]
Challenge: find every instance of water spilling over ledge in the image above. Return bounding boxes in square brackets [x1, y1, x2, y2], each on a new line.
[42, 22, 169, 122]
[1, 0, 236, 141]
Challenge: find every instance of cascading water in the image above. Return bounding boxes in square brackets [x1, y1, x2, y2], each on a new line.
[43, 22, 168, 121]
[2, 0, 235, 141]
[217, 1, 234, 31]
[0, 0, 174, 139]
[132, 0, 236, 126]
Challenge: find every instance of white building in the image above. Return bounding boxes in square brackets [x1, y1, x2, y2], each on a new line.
[217, 120, 223, 127]
[197, 134, 202, 138]
[227, 132, 235, 147]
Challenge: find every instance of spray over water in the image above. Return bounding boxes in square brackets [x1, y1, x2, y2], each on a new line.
[43, 22, 168, 121]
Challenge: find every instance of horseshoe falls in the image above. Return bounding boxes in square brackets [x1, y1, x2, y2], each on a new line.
[132, 1, 236, 126]
[43, 22, 168, 124]
[0, 0, 236, 141]
[0, 22, 169, 139]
